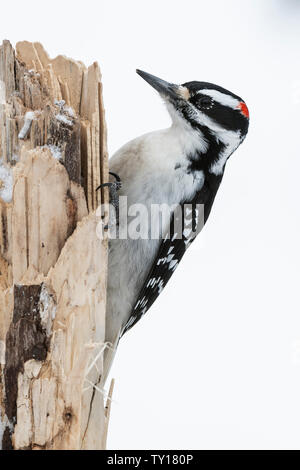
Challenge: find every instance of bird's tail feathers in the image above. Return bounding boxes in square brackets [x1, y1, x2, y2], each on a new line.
[100, 331, 121, 386]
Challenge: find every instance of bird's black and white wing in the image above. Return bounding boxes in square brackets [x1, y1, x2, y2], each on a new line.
[122, 175, 223, 336]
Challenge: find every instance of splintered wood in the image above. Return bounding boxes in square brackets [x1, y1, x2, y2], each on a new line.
[0, 40, 110, 450]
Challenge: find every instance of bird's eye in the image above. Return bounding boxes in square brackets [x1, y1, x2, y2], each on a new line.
[197, 96, 214, 110]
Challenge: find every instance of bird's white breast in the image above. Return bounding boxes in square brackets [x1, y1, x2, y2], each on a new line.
[106, 125, 205, 341]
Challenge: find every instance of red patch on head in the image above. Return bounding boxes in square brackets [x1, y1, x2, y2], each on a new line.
[238, 102, 249, 119]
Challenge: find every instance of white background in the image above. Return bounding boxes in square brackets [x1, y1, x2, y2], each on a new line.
[2, 0, 300, 450]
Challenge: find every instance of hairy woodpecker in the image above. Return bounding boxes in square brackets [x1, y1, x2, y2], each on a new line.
[102, 70, 249, 383]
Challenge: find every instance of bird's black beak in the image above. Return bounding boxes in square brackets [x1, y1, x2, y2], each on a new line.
[136, 70, 179, 100]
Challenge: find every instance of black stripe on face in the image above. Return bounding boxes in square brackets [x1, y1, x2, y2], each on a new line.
[186, 126, 226, 174]
[186, 92, 249, 136]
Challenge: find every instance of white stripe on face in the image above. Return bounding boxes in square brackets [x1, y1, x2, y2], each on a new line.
[197, 89, 240, 110]
[209, 129, 241, 175]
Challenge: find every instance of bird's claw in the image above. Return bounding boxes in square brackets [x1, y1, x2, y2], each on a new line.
[96, 172, 122, 193]
[96, 172, 122, 230]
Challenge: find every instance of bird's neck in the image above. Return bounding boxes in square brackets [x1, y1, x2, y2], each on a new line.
[169, 114, 208, 159]
[169, 116, 240, 176]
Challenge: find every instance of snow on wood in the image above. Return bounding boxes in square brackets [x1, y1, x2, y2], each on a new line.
[0, 40, 110, 450]
[18, 111, 35, 139]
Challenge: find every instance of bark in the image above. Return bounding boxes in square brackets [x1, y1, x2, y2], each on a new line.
[0, 40, 111, 450]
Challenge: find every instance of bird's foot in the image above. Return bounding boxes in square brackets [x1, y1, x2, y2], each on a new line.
[96, 172, 122, 194]
[96, 172, 122, 230]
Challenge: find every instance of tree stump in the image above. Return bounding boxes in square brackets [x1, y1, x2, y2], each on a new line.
[0, 40, 112, 450]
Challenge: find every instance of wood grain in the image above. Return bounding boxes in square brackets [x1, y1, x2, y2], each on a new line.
[0, 40, 110, 450]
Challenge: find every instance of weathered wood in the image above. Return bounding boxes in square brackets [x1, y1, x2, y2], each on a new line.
[0, 40, 110, 450]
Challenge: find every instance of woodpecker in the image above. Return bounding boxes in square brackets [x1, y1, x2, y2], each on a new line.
[102, 70, 249, 383]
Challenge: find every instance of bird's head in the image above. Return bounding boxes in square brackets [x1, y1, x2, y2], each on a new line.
[137, 70, 249, 174]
